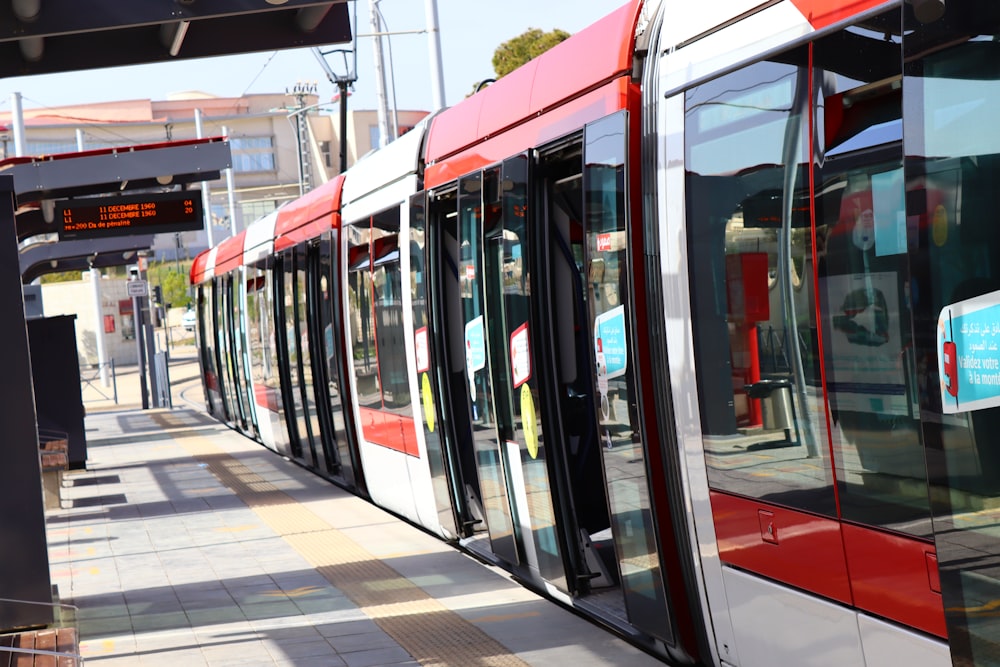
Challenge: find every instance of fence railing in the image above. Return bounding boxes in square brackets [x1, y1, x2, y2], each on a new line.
[80, 359, 117, 404]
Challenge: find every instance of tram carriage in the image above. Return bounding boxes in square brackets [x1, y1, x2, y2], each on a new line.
[191, 1, 1000, 664]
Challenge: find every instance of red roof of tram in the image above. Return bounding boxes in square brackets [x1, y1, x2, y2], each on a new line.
[424, 0, 640, 164]
[213, 231, 247, 275]
[273, 174, 344, 252]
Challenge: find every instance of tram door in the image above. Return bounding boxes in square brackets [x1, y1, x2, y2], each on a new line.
[230, 272, 258, 439]
[314, 234, 362, 488]
[273, 253, 304, 461]
[409, 193, 462, 538]
[197, 283, 225, 419]
[455, 169, 519, 565]
[279, 246, 329, 471]
[424, 186, 488, 540]
[215, 277, 240, 425]
[538, 112, 673, 640]
[422, 160, 565, 581]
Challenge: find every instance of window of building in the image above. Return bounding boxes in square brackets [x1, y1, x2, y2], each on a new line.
[231, 136, 276, 173]
[22, 141, 78, 156]
[241, 200, 278, 223]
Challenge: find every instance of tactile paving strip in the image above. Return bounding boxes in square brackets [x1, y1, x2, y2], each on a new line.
[174, 428, 530, 667]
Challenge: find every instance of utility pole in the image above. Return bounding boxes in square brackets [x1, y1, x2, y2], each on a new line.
[287, 81, 318, 195]
[222, 125, 238, 237]
[194, 109, 214, 247]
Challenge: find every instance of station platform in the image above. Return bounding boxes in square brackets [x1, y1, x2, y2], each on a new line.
[56, 347, 666, 666]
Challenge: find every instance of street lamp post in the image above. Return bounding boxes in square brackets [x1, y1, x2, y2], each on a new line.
[312, 0, 359, 174]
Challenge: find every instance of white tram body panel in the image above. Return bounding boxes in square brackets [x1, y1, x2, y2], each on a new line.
[339, 124, 443, 535]
[241, 210, 280, 452]
[654, 1, 952, 665]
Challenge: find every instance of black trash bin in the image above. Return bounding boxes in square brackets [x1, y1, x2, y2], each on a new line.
[744, 379, 793, 431]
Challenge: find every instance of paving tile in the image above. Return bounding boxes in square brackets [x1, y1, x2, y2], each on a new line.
[328, 630, 398, 653]
[340, 646, 416, 667]
[50, 396, 665, 667]
[264, 638, 336, 660]
[274, 657, 347, 667]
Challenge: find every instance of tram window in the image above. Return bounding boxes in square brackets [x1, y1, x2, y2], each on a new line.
[346, 207, 413, 415]
[812, 18, 932, 536]
[283, 255, 308, 452]
[685, 14, 937, 530]
[686, 59, 837, 517]
[247, 263, 288, 450]
[198, 283, 219, 415]
[905, 11, 1000, 660]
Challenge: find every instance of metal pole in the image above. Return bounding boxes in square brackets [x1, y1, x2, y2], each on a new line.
[133, 291, 149, 410]
[194, 109, 215, 247]
[338, 81, 349, 173]
[369, 0, 392, 147]
[89, 268, 109, 386]
[174, 233, 181, 274]
[222, 125, 238, 236]
[144, 301, 159, 408]
[75, 128, 85, 151]
[292, 108, 306, 196]
[11, 93, 25, 157]
[424, 0, 446, 110]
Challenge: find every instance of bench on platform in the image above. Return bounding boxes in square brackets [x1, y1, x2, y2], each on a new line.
[0, 626, 80, 666]
[38, 431, 69, 511]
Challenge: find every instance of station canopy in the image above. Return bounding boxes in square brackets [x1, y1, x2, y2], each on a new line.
[0, 1, 351, 77]
[3, 1, 352, 280]
[11, 137, 232, 282]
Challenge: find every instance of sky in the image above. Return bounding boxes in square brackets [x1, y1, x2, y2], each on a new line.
[0, 0, 629, 117]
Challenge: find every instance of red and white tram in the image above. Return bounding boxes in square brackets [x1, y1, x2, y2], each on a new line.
[191, 1, 1000, 664]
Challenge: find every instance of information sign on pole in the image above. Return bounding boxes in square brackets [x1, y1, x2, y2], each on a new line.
[127, 280, 148, 298]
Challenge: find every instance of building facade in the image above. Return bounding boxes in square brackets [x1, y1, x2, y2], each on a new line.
[1, 92, 430, 260]
[5, 92, 429, 369]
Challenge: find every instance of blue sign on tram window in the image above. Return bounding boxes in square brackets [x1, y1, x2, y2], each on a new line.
[938, 291, 1000, 413]
[594, 305, 628, 379]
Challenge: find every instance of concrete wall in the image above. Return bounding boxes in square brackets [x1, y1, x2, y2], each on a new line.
[41, 274, 195, 371]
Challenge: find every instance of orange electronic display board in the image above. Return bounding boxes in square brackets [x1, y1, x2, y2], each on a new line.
[57, 191, 203, 240]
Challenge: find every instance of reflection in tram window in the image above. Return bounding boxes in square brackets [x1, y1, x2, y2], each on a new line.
[813, 24, 930, 536]
[197, 282, 220, 417]
[246, 266, 290, 454]
[906, 11, 1000, 661]
[282, 255, 307, 458]
[346, 207, 413, 418]
[686, 59, 837, 517]
[296, 252, 324, 469]
[317, 239, 353, 482]
[459, 170, 518, 563]
[685, 19, 935, 532]
[584, 112, 670, 636]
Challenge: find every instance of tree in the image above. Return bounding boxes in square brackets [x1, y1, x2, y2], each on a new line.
[493, 27, 571, 77]
[472, 27, 571, 93]
[146, 260, 193, 309]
